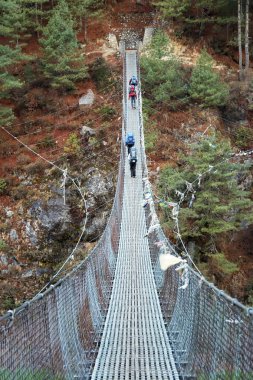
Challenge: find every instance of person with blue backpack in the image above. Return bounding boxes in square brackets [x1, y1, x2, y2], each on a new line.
[129, 75, 138, 87]
[125, 132, 135, 153]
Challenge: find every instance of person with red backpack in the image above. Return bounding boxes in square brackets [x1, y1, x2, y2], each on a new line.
[129, 85, 137, 109]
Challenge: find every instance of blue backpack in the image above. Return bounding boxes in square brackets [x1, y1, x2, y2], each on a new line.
[126, 133, 135, 146]
[131, 77, 137, 85]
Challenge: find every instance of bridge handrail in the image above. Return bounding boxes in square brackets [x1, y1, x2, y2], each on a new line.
[137, 47, 253, 379]
[0, 47, 126, 379]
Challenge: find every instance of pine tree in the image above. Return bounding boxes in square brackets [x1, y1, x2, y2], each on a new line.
[39, 0, 88, 89]
[65, 0, 102, 35]
[0, 0, 27, 46]
[195, 0, 229, 12]
[146, 29, 170, 60]
[0, 44, 25, 125]
[141, 31, 187, 107]
[159, 134, 253, 247]
[21, 0, 50, 36]
[155, 0, 233, 20]
[154, 0, 190, 19]
[189, 50, 229, 107]
[65, 0, 102, 18]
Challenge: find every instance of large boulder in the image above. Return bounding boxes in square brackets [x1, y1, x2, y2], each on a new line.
[83, 168, 114, 240]
[85, 169, 114, 207]
[79, 89, 95, 107]
[80, 125, 96, 137]
[85, 212, 109, 240]
[29, 197, 73, 239]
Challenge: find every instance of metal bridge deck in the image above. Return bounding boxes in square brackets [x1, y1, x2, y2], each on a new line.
[91, 51, 179, 380]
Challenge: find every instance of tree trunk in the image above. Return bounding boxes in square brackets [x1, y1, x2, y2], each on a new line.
[84, 16, 87, 42]
[245, 0, 250, 79]
[36, 2, 39, 38]
[238, 0, 243, 80]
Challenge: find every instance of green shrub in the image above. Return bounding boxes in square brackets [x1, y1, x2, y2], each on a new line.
[144, 115, 159, 153]
[2, 295, 15, 310]
[209, 253, 239, 275]
[90, 57, 113, 90]
[197, 371, 253, 380]
[98, 106, 116, 121]
[38, 135, 56, 149]
[0, 368, 65, 380]
[26, 161, 49, 175]
[0, 239, 8, 251]
[88, 136, 100, 148]
[142, 98, 155, 117]
[64, 133, 81, 155]
[0, 106, 15, 127]
[0, 178, 7, 194]
[189, 50, 229, 108]
[11, 185, 29, 201]
[235, 126, 253, 148]
[145, 130, 159, 152]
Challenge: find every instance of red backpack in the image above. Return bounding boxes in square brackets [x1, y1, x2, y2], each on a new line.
[129, 85, 136, 96]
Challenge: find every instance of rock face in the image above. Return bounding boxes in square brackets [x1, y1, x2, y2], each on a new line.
[85, 212, 109, 240]
[108, 33, 118, 50]
[80, 126, 96, 137]
[84, 168, 114, 239]
[142, 27, 154, 47]
[5, 209, 14, 218]
[25, 221, 38, 246]
[9, 229, 18, 241]
[29, 197, 72, 239]
[79, 89, 95, 107]
[5, 168, 115, 265]
[23, 169, 114, 259]
[86, 169, 114, 207]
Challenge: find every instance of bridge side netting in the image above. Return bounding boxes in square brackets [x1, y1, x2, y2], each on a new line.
[138, 59, 253, 379]
[0, 122, 125, 379]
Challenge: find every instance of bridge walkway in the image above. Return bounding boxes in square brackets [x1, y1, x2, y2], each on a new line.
[91, 50, 179, 380]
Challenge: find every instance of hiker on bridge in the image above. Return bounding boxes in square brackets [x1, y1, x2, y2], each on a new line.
[129, 75, 138, 87]
[129, 85, 137, 109]
[125, 132, 135, 153]
[128, 146, 137, 178]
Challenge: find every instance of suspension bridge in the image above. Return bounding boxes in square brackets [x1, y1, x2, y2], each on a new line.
[0, 46, 253, 380]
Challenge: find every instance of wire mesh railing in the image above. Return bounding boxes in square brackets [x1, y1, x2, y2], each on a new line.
[137, 46, 253, 380]
[0, 79, 126, 380]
